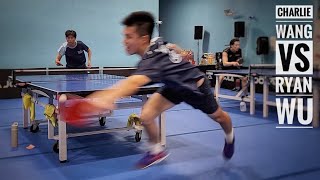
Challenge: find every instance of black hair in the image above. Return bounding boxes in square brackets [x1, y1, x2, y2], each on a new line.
[122, 11, 155, 39]
[230, 38, 240, 46]
[65, 30, 77, 38]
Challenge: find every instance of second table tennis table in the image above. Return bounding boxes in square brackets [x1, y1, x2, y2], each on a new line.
[206, 65, 319, 128]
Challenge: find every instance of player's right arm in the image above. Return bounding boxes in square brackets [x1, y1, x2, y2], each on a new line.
[55, 53, 63, 66]
[82, 75, 152, 112]
[83, 55, 160, 112]
[80, 43, 162, 113]
[55, 43, 66, 66]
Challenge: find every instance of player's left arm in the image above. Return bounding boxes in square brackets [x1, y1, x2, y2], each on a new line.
[86, 48, 92, 68]
[237, 49, 243, 65]
[81, 41, 92, 68]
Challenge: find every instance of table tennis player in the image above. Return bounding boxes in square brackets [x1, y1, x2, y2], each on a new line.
[221, 38, 248, 92]
[64, 11, 235, 169]
[55, 30, 92, 69]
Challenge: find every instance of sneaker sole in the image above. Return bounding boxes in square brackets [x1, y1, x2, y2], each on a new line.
[139, 153, 170, 169]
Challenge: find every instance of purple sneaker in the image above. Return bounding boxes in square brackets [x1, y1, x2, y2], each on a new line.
[223, 136, 235, 160]
[136, 150, 170, 169]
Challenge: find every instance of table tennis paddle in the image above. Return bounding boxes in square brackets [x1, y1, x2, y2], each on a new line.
[237, 58, 243, 64]
[58, 94, 111, 127]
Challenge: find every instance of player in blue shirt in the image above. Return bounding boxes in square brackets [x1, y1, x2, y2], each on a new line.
[55, 30, 92, 69]
[80, 11, 235, 169]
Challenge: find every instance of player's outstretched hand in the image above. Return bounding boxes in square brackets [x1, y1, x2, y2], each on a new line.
[237, 58, 243, 65]
[233, 61, 241, 67]
[87, 62, 92, 68]
[55, 60, 63, 66]
[58, 94, 115, 126]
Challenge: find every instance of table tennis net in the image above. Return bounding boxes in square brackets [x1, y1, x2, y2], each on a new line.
[249, 64, 275, 76]
[12, 68, 129, 83]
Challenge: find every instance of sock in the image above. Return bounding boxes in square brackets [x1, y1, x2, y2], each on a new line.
[225, 128, 234, 144]
[148, 143, 164, 155]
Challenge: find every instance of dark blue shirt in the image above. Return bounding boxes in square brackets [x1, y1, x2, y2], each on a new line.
[58, 41, 89, 68]
[133, 37, 205, 93]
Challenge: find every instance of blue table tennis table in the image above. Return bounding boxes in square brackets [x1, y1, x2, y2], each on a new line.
[206, 64, 320, 128]
[12, 71, 165, 162]
[206, 68, 256, 115]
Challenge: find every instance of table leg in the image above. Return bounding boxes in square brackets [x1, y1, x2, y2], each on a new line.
[22, 90, 29, 129]
[58, 116, 67, 163]
[215, 75, 220, 102]
[48, 97, 54, 139]
[159, 112, 166, 146]
[263, 76, 269, 118]
[250, 76, 255, 115]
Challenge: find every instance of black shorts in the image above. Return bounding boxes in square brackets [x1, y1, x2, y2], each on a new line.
[157, 78, 219, 114]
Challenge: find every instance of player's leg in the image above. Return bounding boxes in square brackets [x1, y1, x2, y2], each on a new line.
[241, 76, 249, 96]
[208, 108, 233, 138]
[140, 92, 175, 145]
[219, 75, 225, 87]
[136, 89, 178, 169]
[204, 78, 235, 159]
[233, 78, 241, 91]
[207, 107, 235, 159]
[185, 77, 235, 159]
